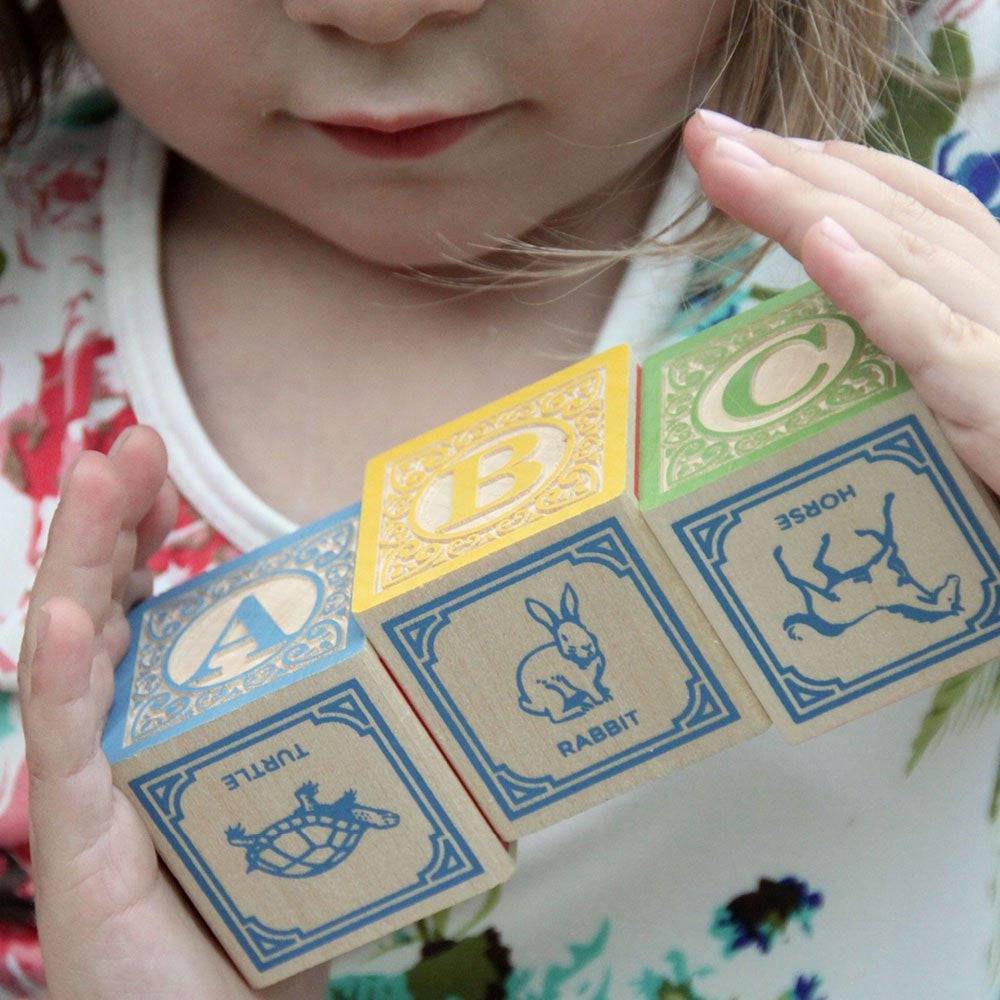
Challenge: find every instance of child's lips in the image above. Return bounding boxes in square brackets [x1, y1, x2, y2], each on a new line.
[306, 107, 506, 160]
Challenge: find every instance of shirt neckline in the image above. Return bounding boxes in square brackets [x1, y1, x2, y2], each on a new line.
[102, 110, 701, 551]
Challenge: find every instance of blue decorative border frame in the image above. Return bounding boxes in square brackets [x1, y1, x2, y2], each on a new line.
[673, 416, 1000, 724]
[129, 680, 485, 973]
[382, 517, 742, 821]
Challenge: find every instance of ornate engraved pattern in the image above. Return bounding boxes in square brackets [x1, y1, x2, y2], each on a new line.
[124, 519, 358, 748]
[374, 367, 607, 595]
[657, 290, 907, 500]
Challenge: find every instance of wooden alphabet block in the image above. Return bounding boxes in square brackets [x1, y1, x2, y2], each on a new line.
[352, 348, 768, 839]
[102, 505, 514, 988]
[639, 282, 1000, 742]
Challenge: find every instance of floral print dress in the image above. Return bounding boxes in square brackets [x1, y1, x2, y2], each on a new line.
[0, 3, 998, 997]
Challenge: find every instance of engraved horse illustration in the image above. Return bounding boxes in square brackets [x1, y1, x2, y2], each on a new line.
[774, 491, 963, 641]
[516, 583, 611, 723]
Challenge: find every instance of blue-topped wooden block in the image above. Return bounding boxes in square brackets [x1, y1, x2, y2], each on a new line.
[103, 505, 514, 988]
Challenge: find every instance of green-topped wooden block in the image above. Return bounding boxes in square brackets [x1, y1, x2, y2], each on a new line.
[639, 282, 1000, 742]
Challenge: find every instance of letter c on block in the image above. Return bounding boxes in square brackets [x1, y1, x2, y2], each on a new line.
[697, 318, 857, 433]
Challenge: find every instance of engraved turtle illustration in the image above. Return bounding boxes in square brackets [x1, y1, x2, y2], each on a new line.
[225, 780, 400, 879]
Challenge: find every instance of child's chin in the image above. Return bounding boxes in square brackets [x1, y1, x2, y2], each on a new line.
[321, 220, 519, 273]
[281, 187, 546, 273]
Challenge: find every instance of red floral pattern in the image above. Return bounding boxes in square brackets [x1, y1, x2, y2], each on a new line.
[0, 112, 235, 999]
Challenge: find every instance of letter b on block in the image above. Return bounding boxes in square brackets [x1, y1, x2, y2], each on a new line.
[416, 429, 553, 536]
[354, 347, 767, 839]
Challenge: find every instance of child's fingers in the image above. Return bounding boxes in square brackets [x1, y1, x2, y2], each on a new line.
[88, 614, 128, 727]
[22, 426, 172, 705]
[105, 427, 171, 604]
[690, 136, 1000, 332]
[134, 476, 180, 567]
[39, 453, 124, 602]
[685, 115, 1000, 256]
[107, 426, 170, 531]
[22, 454, 125, 688]
[96, 606, 132, 699]
[795, 136, 1000, 257]
[24, 596, 116, 868]
[26, 597, 166, 969]
[801, 216, 1000, 492]
[108, 531, 139, 609]
[122, 569, 155, 612]
[765, 136, 999, 284]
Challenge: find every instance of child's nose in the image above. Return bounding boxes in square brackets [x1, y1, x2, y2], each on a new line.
[282, 0, 485, 45]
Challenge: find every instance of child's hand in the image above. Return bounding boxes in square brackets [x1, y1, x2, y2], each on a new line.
[684, 110, 1000, 495]
[18, 427, 327, 999]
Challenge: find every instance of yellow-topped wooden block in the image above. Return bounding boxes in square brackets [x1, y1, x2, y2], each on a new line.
[354, 348, 767, 838]
[354, 348, 631, 610]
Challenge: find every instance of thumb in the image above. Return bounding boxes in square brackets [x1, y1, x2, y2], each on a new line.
[24, 596, 117, 876]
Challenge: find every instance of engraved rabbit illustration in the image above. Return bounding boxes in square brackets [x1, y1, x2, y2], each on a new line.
[516, 583, 611, 723]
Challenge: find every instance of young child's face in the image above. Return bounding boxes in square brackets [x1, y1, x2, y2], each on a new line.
[60, 0, 735, 268]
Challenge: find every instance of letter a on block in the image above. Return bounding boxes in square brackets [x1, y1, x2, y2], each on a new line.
[354, 347, 768, 839]
[188, 594, 292, 685]
[639, 282, 1000, 742]
[102, 505, 513, 988]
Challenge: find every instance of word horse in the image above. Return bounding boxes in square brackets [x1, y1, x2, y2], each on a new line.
[516, 584, 611, 723]
[774, 492, 963, 640]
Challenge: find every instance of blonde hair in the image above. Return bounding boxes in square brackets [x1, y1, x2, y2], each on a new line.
[417, 0, 966, 327]
[1, 0, 967, 325]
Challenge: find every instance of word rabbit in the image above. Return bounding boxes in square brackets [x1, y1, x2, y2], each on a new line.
[774, 491, 963, 640]
[516, 583, 611, 723]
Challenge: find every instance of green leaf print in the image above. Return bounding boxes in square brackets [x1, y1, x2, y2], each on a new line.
[990, 748, 1000, 824]
[652, 983, 708, 1000]
[907, 662, 1000, 774]
[633, 951, 715, 1000]
[505, 921, 611, 1000]
[866, 24, 973, 167]
[0, 694, 18, 743]
[328, 975, 410, 1000]
[907, 670, 978, 772]
[747, 284, 784, 303]
[49, 88, 120, 129]
[405, 929, 512, 1000]
[451, 885, 503, 941]
[328, 929, 511, 1000]
[907, 659, 1000, 978]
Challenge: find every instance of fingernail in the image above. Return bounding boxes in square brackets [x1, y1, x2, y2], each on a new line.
[696, 108, 753, 136]
[109, 426, 134, 458]
[789, 136, 825, 152]
[715, 136, 769, 170]
[819, 216, 862, 253]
